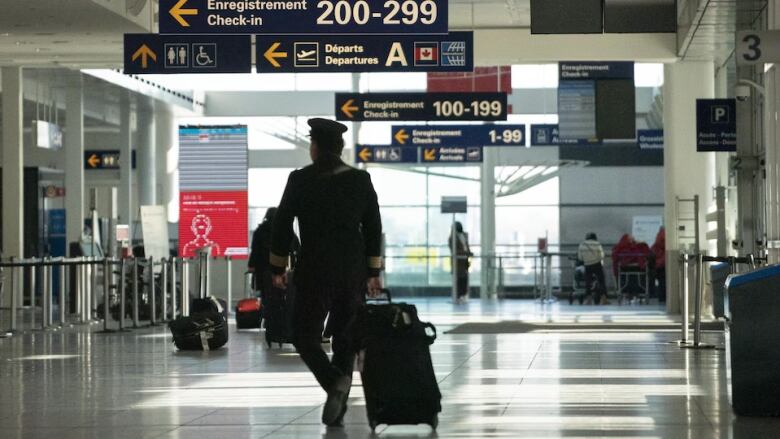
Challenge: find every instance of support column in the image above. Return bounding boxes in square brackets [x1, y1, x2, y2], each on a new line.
[155, 103, 175, 221]
[65, 76, 85, 251]
[137, 98, 156, 207]
[663, 61, 716, 314]
[119, 91, 134, 236]
[767, 2, 780, 263]
[480, 148, 497, 300]
[1, 67, 24, 308]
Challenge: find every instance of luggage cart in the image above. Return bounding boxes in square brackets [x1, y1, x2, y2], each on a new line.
[616, 263, 650, 305]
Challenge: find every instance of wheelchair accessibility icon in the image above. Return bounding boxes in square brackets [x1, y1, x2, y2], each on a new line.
[193, 44, 217, 68]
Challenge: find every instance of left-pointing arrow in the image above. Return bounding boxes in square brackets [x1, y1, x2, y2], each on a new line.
[132, 44, 157, 69]
[264, 42, 288, 68]
[358, 147, 372, 162]
[87, 154, 101, 168]
[170, 0, 198, 27]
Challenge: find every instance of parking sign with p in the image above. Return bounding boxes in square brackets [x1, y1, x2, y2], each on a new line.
[697, 99, 737, 152]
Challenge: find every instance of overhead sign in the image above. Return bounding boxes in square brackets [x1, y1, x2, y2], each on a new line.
[637, 129, 664, 150]
[355, 146, 418, 164]
[530, 124, 600, 146]
[421, 146, 483, 163]
[123, 33, 252, 74]
[441, 196, 467, 214]
[696, 99, 737, 152]
[84, 151, 137, 170]
[256, 32, 472, 73]
[336, 92, 508, 122]
[159, 0, 447, 35]
[391, 124, 525, 147]
[559, 61, 635, 80]
[736, 30, 780, 65]
[32, 120, 63, 150]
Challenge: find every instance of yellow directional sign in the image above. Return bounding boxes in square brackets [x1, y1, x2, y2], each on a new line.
[169, 0, 198, 27]
[394, 129, 409, 145]
[131, 44, 157, 69]
[358, 147, 372, 162]
[263, 42, 288, 68]
[341, 99, 359, 119]
[423, 149, 436, 161]
[87, 154, 101, 168]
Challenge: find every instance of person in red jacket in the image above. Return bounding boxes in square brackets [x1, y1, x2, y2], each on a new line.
[651, 228, 666, 303]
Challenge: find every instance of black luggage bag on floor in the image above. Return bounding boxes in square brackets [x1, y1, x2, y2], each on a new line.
[353, 291, 441, 432]
[169, 311, 229, 350]
[262, 273, 296, 348]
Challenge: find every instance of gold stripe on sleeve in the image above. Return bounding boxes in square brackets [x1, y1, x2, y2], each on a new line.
[367, 256, 383, 269]
[270, 252, 288, 268]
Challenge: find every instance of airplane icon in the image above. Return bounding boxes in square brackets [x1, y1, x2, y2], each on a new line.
[294, 42, 319, 67]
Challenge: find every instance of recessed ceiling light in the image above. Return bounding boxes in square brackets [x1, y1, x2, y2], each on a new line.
[1, 33, 11, 37]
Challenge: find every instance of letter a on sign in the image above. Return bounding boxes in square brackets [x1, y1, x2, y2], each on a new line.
[386, 43, 408, 67]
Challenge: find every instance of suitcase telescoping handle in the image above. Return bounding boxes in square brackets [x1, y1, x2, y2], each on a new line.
[367, 288, 392, 303]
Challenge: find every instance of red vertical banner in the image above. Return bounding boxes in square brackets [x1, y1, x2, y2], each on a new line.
[179, 191, 248, 258]
[178, 126, 249, 259]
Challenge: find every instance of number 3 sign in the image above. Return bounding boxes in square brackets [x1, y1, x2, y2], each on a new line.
[736, 31, 780, 66]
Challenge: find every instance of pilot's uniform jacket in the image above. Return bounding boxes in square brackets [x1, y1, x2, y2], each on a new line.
[270, 160, 382, 391]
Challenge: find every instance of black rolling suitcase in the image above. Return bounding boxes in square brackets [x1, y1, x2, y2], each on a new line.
[353, 291, 441, 432]
[168, 311, 228, 350]
[262, 273, 296, 348]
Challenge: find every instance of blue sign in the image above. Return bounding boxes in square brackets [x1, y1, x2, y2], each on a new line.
[124, 34, 251, 74]
[421, 146, 483, 163]
[336, 93, 508, 122]
[696, 99, 737, 152]
[159, 0, 447, 35]
[559, 61, 635, 80]
[356, 146, 418, 164]
[638, 129, 664, 150]
[391, 124, 526, 147]
[256, 32, 472, 73]
[84, 151, 137, 170]
[530, 124, 601, 146]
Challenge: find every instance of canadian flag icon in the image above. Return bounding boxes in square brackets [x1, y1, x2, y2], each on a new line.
[414, 43, 439, 66]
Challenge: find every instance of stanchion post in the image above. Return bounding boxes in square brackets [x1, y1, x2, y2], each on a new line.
[170, 258, 177, 320]
[59, 263, 67, 327]
[161, 258, 168, 323]
[102, 257, 111, 332]
[119, 258, 126, 331]
[149, 257, 157, 326]
[30, 264, 37, 330]
[693, 253, 703, 346]
[90, 257, 98, 322]
[182, 259, 190, 317]
[681, 254, 690, 345]
[132, 257, 139, 328]
[41, 260, 50, 330]
[226, 257, 232, 315]
[10, 259, 18, 332]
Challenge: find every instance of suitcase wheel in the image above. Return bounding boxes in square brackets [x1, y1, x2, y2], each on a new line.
[429, 414, 438, 431]
[369, 418, 377, 433]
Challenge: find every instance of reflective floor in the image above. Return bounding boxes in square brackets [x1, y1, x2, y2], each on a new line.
[2, 299, 779, 438]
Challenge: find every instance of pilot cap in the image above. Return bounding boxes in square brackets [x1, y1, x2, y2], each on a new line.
[307, 118, 348, 136]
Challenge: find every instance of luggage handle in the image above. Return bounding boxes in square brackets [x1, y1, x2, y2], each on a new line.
[423, 322, 437, 343]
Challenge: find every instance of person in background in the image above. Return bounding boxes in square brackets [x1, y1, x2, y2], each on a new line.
[651, 227, 666, 303]
[247, 207, 299, 299]
[448, 222, 472, 304]
[270, 118, 383, 427]
[577, 232, 608, 305]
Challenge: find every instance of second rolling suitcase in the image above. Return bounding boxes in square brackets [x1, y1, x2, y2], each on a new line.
[235, 298, 262, 329]
[353, 293, 441, 432]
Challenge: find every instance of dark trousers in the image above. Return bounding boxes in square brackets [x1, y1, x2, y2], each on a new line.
[585, 263, 606, 303]
[456, 275, 469, 298]
[293, 287, 362, 392]
[655, 268, 666, 302]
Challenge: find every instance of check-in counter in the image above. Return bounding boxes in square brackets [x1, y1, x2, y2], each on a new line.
[725, 265, 780, 416]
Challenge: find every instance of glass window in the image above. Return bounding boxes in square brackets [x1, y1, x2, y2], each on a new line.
[248, 168, 295, 208]
[511, 64, 559, 89]
[368, 168, 427, 206]
[635, 63, 664, 87]
[359, 72, 427, 91]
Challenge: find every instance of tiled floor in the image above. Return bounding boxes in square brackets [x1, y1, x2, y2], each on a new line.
[1, 299, 779, 438]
